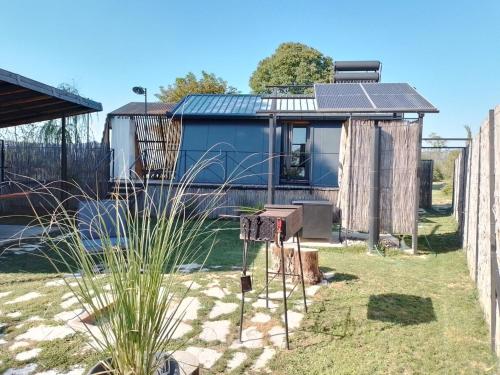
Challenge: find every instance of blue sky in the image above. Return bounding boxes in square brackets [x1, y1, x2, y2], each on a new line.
[1, 0, 499, 139]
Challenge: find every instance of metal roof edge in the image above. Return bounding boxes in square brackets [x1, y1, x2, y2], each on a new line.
[0, 67, 102, 111]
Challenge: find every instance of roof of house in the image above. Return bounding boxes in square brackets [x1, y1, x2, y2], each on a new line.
[169, 83, 437, 117]
[109, 102, 176, 116]
[172, 94, 317, 116]
[0, 68, 102, 127]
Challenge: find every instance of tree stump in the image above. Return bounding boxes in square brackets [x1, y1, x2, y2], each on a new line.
[271, 244, 322, 285]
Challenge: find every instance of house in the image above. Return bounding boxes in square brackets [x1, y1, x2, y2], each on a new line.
[107, 67, 437, 218]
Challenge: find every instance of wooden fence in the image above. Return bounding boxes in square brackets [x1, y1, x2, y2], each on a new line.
[453, 148, 468, 233]
[461, 106, 500, 354]
[338, 119, 421, 234]
[0, 141, 111, 214]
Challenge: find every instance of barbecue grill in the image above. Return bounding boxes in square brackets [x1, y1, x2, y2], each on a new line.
[239, 204, 307, 350]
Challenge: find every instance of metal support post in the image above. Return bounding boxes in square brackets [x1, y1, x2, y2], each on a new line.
[412, 115, 423, 254]
[368, 122, 380, 252]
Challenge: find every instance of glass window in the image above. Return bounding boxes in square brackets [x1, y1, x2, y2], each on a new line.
[281, 124, 309, 183]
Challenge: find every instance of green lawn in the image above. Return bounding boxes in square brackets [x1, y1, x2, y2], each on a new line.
[270, 212, 497, 374]
[0, 213, 498, 374]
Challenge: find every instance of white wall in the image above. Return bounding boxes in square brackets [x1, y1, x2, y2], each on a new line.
[110, 116, 136, 179]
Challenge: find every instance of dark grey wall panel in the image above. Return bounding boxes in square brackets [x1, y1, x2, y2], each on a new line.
[178, 119, 270, 185]
[310, 121, 342, 187]
[177, 118, 341, 188]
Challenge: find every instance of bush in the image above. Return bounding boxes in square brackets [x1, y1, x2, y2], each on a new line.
[442, 182, 452, 196]
[433, 166, 444, 182]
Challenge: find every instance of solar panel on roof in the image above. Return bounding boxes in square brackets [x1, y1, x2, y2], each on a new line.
[314, 83, 437, 113]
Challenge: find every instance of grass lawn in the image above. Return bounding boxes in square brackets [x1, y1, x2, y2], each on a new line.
[0, 212, 498, 374]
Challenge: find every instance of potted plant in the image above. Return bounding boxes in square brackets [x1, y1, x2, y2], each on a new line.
[36, 154, 229, 375]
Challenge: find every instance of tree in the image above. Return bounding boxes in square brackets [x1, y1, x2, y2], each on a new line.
[249, 42, 333, 93]
[427, 132, 447, 148]
[37, 83, 92, 144]
[156, 71, 238, 103]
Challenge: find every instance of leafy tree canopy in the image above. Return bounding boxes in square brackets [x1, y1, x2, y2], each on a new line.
[156, 71, 238, 103]
[249, 42, 333, 93]
[427, 132, 447, 148]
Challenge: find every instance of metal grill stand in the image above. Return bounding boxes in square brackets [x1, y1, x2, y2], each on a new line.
[239, 205, 307, 350]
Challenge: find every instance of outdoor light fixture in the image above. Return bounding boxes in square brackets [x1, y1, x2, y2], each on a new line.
[132, 86, 147, 114]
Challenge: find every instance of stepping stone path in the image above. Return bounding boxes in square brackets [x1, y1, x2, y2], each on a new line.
[9, 341, 30, 351]
[182, 281, 201, 290]
[4, 363, 38, 375]
[5, 292, 42, 305]
[54, 309, 84, 322]
[170, 322, 192, 339]
[60, 297, 79, 309]
[27, 316, 43, 322]
[0, 291, 12, 299]
[251, 312, 271, 324]
[185, 346, 222, 369]
[199, 320, 230, 342]
[45, 279, 66, 287]
[202, 286, 227, 299]
[305, 285, 321, 296]
[167, 297, 201, 321]
[230, 327, 263, 349]
[282, 311, 303, 330]
[15, 348, 41, 361]
[61, 292, 75, 300]
[252, 347, 276, 371]
[268, 326, 286, 348]
[252, 299, 277, 309]
[208, 301, 238, 319]
[226, 352, 247, 371]
[16, 325, 74, 342]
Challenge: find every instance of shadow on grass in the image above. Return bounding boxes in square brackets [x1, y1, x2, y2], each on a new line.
[367, 293, 436, 325]
[331, 272, 359, 282]
[0, 220, 259, 274]
[415, 210, 461, 255]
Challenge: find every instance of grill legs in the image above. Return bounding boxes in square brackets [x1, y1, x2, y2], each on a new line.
[265, 241, 269, 308]
[280, 237, 290, 349]
[296, 234, 308, 313]
[238, 236, 308, 350]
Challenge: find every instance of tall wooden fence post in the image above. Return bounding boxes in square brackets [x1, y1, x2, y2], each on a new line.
[488, 109, 498, 352]
[475, 132, 482, 284]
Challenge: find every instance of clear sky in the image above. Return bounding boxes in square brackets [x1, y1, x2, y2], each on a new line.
[1, 0, 499, 139]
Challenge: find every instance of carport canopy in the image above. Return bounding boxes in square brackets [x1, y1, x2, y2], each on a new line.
[0, 67, 102, 183]
[0, 68, 102, 127]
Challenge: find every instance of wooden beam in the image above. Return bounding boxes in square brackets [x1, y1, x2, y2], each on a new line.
[0, 99, 69, 115]
[0, 94, 53, 107]
[0, 86, 29, 96]
[0, 104, 85, 126]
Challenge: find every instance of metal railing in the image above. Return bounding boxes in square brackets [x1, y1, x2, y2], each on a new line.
[129, 148, 339, 186]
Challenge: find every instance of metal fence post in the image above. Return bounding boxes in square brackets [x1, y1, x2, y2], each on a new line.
[1, 140, 4, 183]
[412, 115, 424, 255]
[368, 122, 380, 252]
[224, 151, 228, 182]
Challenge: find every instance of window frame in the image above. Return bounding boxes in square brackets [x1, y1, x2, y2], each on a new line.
[279, 121, 311, 185]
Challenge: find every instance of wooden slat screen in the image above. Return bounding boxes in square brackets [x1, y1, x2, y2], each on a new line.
[133, 115, 182, 180]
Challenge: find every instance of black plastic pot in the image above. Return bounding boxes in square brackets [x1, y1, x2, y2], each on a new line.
[87, 357, 180, 375]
